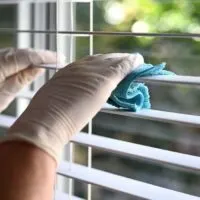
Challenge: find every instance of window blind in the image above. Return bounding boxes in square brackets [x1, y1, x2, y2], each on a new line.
[0, 0, 200, 200]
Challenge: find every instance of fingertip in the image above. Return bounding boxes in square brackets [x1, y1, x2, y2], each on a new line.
[98, 53, 130, 61]
[128, 53, 144, 70]
[134, 53, 144, 65]
[57, 53, 66, 65]
[34, 49, 67, 65]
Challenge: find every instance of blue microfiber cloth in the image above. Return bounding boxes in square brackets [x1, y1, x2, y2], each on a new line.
[108, 62, 175, 112]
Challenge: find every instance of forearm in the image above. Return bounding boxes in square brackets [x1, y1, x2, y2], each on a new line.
[0, 142, 56, 200]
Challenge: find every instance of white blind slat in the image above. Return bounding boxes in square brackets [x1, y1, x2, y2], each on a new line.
[102, 106, 200, 127]
[138, 75, 200, 86]
[2, 105, 200, 129]
[72, 133, 200, 172]
[58, 161, 200, 200]
[55, 191, 84, 200]
[1, 114, 199, 171]
[0, 114, 15, 128]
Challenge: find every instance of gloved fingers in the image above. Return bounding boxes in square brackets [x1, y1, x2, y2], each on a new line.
[77, 54, 103, 62]
[66, 53, 144, 74]
[64, 55, 127, 72]
[90, 53, 144, 72]
[30, 49, 66, 66]
[62, 53, 144, 80]
[60, 54, 143, 86]
[76, 53, 129, 64]
[2, 67, 44, 95]
[95, 53, 144, 67]
[128, 53, 144, 69]
[66, 54, 103, 67]
[0, 48, 65, 81]
[0, 67, 44, 112]
[78, 53, 143, 67]
[97, 54, 144, 81]
[93, 53, 130, 60]
[72, 53, 130, 65]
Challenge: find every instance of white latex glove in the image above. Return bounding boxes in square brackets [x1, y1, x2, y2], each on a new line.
[0, 48, 65, 112]
[3, 53, 144, 164]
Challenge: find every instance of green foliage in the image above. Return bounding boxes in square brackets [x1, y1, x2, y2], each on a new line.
[103, 0, 200, 32]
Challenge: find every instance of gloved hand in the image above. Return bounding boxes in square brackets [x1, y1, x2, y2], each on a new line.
[0, 48, 65, 112]
[2, 53, 144, 164]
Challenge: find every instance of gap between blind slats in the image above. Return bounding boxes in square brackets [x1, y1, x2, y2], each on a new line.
[71, 132, 200, 172]
[55, 191, 84, 200]
[58, 161, 200, 200]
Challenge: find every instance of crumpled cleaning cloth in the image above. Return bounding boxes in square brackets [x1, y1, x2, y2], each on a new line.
[108, 62, 175, 112]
